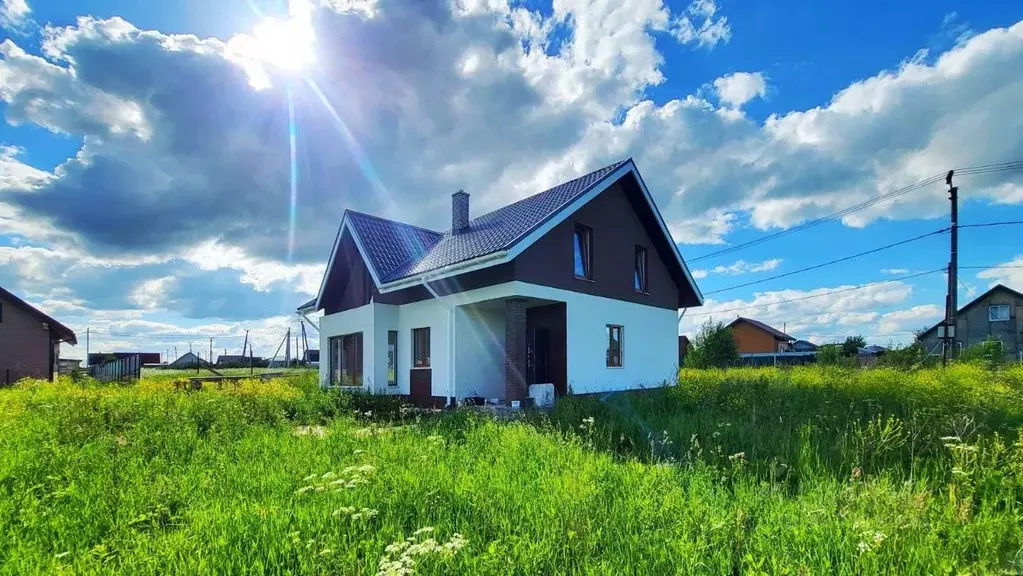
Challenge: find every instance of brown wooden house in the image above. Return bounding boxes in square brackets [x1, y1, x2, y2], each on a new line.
[727, 317, 795, 354]
[0, 287, 78, 383]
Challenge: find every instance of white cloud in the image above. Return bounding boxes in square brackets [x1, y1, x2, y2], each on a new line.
[881, 268, 910, 275]
[183, 240, 324, 295]
[876, 304, 942, 336]
[713, 71, 766, 108]
[692, 258, 782, 278]
[671, 0, 731, 48]
[976, 255, 1023, 290]
[681, 280, 918, 344]
[129, 276, 175, 310]
[0, 0, 31, 31]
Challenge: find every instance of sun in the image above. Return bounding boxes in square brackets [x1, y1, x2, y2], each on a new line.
[227, 0, 316, 87]
[251, 0, 316, 71]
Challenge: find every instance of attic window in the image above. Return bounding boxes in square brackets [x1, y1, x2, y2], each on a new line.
[989, 304, 1010, 322]
[573, 223, 592, 280]
[634, 245, 647, 292]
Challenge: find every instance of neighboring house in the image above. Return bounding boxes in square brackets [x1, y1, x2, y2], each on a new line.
[0, 286, 78, 383]
[727, 317, 795, 354]
[167, 352, 212, 369]
[58, 358, 82, 375]
[88, 352, 161, 367]
[216, 354, 263, 367]
[791, 339, 818, 352]
[918, 284, 1023, 360]
[304, 349, 319, 363]
[299, 159, 703, 405]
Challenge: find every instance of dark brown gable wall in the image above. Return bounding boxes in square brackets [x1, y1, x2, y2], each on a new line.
[514, 180, 679, 310]
[322, 231, 518, 313]
[321, 231, 376, 315]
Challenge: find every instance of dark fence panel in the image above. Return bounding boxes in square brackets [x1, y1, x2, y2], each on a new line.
[92, 354, 141, 383]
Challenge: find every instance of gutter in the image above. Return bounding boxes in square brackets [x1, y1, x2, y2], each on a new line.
[379, 251, 508, 293]
[419, 274, 457, 406]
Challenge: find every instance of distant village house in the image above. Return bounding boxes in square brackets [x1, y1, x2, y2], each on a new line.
[0, 286, 78, 383]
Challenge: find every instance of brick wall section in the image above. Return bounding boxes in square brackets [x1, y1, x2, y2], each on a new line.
[0, 296, 53, 383]
[504, 298, 527, 401]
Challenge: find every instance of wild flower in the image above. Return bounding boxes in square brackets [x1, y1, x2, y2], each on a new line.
[377, 530, 468, 576]
[350, 507, 378, 520]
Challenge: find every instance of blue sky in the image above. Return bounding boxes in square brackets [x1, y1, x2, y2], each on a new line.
[1, 0, 1021, 359]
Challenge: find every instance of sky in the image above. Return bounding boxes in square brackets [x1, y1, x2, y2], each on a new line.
[0, 0, 1022, 361]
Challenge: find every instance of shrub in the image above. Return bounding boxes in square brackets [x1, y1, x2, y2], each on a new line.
[959, 336, 1007, 369]
[684, 321, 739, 369]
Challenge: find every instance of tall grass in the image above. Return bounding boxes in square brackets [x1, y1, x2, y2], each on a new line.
[1, 366, 1022, 574]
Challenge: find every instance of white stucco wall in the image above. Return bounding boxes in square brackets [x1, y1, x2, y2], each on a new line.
[320, 280, 679, 398]
[454, 305, 505, 400]
[319, 303, 375, 388]
[395, 297, 450, 398]
[371, 304, 399, 394]
[562, 291, 678, 394]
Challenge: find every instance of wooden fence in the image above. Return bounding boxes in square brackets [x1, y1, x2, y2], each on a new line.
[92, 354, 141, 383]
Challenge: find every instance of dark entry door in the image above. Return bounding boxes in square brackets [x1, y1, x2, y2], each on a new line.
[410, 369, 432, 406]
[527, 327, 551, 385]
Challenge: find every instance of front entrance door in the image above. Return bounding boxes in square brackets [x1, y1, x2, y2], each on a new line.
[410, 369, 432, 406]
[527, 327, 550, 385]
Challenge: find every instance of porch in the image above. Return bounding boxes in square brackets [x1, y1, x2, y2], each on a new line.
[452, 297, 567, 405]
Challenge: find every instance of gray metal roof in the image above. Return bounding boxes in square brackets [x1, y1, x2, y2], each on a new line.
[341, 160, 627, 283]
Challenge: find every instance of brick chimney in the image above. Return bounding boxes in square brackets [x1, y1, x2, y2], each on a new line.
[451, 190, 469, 234]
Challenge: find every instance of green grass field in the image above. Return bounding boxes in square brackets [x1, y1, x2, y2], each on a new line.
[2, 366, 1022, 574]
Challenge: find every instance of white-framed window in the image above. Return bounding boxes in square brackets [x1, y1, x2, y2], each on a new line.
[606, 325, 623, 367]
[989, 304, 1010, 322]
[387, 330, 398, 386]
[329, 332, 363, 387]
[412, 327, 431, 368]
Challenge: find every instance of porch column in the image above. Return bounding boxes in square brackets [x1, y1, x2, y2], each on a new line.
[504, 298, 528, 401]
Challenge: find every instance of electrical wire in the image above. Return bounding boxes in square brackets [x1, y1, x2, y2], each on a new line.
[688, 160, 1023, 264]
[686, 268, 945, 318]
[703, 228, 948, 296]
[958, 221, 1023, 229]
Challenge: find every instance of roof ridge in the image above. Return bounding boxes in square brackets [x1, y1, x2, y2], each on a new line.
[346, 209, 442, 236]
[467, 159, 630, 226]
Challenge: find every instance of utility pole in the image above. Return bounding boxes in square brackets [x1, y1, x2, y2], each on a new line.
[942, 170, 959, 367]
[285, 327, 291, 367]
[86, 328, 90, 367]
[209, 337, 214, 366]
[242, 329, 249, 358]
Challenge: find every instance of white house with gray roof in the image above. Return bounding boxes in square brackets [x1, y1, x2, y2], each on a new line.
[299, 160, 703, 406]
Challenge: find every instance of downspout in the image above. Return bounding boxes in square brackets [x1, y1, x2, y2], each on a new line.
[420, 275, 456, 407]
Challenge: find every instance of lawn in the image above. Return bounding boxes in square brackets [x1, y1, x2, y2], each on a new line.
[1, 366, 1022, 574]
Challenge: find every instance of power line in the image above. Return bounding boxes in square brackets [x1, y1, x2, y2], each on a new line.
[688, 268, 945, 318]
[703, 228, 949, 296]
[688, 160, 1023, 264]
[958, 221, 1023, 229]
[959, 265, 1023, 270]
[958, 277, 976, 299]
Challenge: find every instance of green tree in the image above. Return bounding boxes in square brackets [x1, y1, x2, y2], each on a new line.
[841, 335, 866, 357]
[684, 321, 740, 369]
[816, 344, 843, 366]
